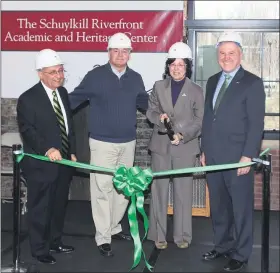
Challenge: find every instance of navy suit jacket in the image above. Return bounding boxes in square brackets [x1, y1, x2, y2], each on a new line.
[17, 82, 76, 181]
[201, 66, 265, 164]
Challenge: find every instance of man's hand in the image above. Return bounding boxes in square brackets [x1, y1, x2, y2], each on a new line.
[200, 152, 206, 166]
[237, 156, 252, 176]
[46, 148, 62, 161]
[171, 133, 181, 146]
[71, 154, 77, 162]
[160, 113, 170, 123]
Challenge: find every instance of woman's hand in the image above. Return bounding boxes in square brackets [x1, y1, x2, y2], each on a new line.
[160, 113, 170, 123]
[171, 133, 182, 146]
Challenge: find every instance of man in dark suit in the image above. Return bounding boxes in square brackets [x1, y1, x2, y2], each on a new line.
[200, 32, 265, 272]
[17, 49, 77, 265]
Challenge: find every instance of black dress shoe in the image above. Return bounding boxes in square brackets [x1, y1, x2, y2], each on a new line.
[36, 254, 56, 264]
[223, 259, 247, 272]
[202, 250, 230, 261]
[112, 232, 132, 241]
[98, 243, 113, 257]
[50, 244, 74, 254]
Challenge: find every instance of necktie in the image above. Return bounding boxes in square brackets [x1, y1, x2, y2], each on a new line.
[52, 91, 69, 157]
[214, 74, 231, 113]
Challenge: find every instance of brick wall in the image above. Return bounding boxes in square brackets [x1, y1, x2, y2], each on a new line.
[1, 98, 279, 210]
[254, 143, 280, 210]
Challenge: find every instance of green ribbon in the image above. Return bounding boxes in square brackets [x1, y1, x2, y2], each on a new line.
[113, 166, 153, 271]
[16, 152, 115, 173]
[153, 148, 270, 176]
[15, 148, 270, 272]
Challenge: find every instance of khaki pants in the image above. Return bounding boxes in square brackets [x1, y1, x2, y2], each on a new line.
[89, 138, 136, 246]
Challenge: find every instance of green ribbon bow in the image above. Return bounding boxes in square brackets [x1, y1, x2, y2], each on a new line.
[113, 166, 153, 271]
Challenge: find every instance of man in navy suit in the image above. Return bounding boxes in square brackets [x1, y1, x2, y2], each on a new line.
[17, 49, 77, 265]
[200, 32, 265, 272]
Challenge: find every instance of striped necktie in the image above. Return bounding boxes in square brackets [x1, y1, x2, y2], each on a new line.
[214, 74, 232, 113]
[52, 91, 69, 157]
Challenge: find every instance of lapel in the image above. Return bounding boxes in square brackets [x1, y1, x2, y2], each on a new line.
[173, 77, 190, 113]
[162, 78, 175, 116]
[208, 71, 222, 112]
[37, 82, 58, 122]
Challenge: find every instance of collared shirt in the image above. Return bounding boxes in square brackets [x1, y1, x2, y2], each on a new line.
[110, 62, 126, 79]
[212, 66, 241, 108]
[41, 81, 69, 134]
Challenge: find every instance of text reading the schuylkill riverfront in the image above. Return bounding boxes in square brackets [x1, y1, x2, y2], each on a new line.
[4, 18, 158, 43]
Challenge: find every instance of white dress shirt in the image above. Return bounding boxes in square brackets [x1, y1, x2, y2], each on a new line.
[41, 81, 69, 135]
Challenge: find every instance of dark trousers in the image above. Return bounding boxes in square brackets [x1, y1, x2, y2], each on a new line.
[26, 165, 73, 257]
[206, 158, 254, 262]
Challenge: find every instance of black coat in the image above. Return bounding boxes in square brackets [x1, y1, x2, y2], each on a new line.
[201, 66, 265, 164]
[17, 82, 76, 181]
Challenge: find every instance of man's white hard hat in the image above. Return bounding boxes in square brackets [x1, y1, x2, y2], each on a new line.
[35, 49, 64, 70]
[167, 42, 192, 59]
[216, 32, 243, 48]
[107, 32, 132, 50]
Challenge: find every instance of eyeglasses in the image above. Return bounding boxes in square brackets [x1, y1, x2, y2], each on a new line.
[42, 69, 66, 76]
[168, 64, 186, 69]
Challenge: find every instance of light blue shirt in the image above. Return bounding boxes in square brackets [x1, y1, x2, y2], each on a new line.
[110, 63, 126, 79]
[212, 66, 241, 108]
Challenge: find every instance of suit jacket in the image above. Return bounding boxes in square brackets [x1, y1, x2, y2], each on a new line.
[146, 77, 204, 157]
[201, 66, 265, 164]
[17, 82, 76, 181]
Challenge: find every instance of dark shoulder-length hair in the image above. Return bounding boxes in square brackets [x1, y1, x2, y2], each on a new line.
[163, 58, 193, 80]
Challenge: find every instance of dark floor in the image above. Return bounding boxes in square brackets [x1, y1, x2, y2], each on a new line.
[1, 200, 279, 272]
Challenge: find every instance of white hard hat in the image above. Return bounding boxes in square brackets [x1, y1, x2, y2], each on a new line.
[107, 32, 132, 50]
[216, 32, 243, 47]
[167, 42, 192, 59]
[35, 49, 64, 70]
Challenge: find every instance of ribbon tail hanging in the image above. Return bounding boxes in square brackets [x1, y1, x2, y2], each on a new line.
[135, 192, 153, 271]
[128, 194, 142, 271]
